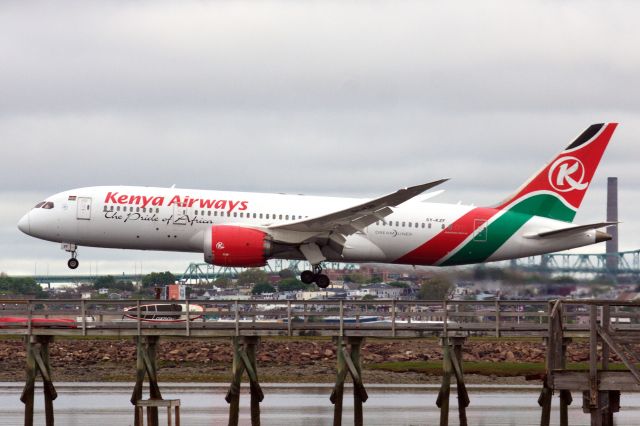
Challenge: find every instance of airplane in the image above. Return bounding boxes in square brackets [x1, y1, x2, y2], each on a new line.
[18, 123, 617, 288]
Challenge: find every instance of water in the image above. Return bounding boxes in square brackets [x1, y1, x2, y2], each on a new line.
[1, 383, 640, 425]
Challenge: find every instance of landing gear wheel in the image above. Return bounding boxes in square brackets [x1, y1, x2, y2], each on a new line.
[315, 274, 330, 289]
[301, 270, 315, 284]
[67, 258, 79, 269]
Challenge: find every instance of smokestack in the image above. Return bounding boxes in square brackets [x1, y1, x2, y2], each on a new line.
[606, 177, 619, 270]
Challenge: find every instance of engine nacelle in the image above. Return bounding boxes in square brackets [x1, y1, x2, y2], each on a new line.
[204, 225, 271, 267]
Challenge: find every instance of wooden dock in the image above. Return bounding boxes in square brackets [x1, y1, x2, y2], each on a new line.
[2, 298, 639, 425]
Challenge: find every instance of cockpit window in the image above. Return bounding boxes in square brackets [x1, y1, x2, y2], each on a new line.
[42, 202, 54, 209]
[34, 202, 45, 208]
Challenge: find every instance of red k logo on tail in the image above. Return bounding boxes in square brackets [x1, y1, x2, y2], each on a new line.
[548, 157, 587, 192]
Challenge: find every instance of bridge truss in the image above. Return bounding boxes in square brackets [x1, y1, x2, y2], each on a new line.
[509, 249, 640, 280]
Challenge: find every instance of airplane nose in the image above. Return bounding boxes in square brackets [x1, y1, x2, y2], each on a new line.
[17, 213, 30, 234]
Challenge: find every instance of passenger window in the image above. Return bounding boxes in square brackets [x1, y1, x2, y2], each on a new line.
[117, 206, 121, 211]
[421, 223, 425, 229]
[441, 224, 445, 229]
[253, 213, 256, 218]
[279, 214, 283, 220]
[208, 211, 211, 216]
[233, 212, 237, 217]
[402, 222, 405, 227]
[214, 211, 218, 216]
[194, 210, 198, 216]
[395, 221, 399, 227]
[259, 213, 263, 219]
[408, 222, 412, 228]
[428, 223, 432, 229]
[285, 215, 289, 220]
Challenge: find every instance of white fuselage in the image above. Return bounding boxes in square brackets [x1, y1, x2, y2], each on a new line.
[18, 186, 602, 267]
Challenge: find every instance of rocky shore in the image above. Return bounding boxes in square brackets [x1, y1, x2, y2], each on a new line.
[0, 337, 615, 384]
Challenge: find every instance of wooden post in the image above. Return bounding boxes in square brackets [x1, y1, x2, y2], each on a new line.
[146, 336, 161, 426]
[559, 337, 572, 426]
[350, 338, 364, 426]
[451, 337, 469, 426]
[38, 337, 55, 426]
[131, 336, 163, 426]
[225, 336, 263, 426]
[600, 305, 613, 426]
[244, 337, 262, 426]
[436, 337, 452, 426]
[21, 336, 36, 426]
[226, 337, 244, 426]
[21, 336, 57, 426]
[331, 336, 347, 426]
[132, 337, 145, 426]
[589, 304, 601, 426]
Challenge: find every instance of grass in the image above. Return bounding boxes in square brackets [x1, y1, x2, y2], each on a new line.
[366, 360, 635, 376]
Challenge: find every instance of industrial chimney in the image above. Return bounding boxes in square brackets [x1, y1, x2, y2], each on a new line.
[606, 177, 619, 270]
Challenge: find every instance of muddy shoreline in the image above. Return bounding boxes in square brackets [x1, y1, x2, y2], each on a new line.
[0, 337, 599, 384]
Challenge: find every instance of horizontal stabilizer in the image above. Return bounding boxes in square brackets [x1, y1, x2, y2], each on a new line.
[524, 222, 617, 239]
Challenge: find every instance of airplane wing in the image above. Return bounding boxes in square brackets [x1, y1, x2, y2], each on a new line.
[523, 222, 617, 239]
[269, 179, 448, 234]
[265, 179, 448, 264]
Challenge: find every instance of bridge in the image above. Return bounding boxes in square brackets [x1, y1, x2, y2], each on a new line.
[29, 260, 359, 285]
[2, 298, 640, 425]
[509, 249, 640, 279]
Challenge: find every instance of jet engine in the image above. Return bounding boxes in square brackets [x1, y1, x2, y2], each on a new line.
[203, 225, 271, 267]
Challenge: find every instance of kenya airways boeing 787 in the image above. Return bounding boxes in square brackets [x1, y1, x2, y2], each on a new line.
[18, 123, 617, 288]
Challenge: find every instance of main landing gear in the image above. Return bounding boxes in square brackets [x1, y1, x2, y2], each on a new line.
[62, 243, 79, 269]
[300, 264, 330, 289]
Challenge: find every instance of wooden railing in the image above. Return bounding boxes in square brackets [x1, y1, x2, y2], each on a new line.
[2, 298, 640, 338]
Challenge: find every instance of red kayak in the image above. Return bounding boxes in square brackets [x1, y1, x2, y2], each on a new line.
[0, 317, 77, 328]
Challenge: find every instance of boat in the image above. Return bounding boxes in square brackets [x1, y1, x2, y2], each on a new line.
[123, 303, 204, 322]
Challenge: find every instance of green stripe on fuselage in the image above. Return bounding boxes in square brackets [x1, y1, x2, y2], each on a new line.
[441, 194, 575, 266]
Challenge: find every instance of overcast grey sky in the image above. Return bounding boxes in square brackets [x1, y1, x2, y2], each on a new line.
[1, 0, 638, 276]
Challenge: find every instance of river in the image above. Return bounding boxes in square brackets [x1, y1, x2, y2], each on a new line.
[1, 383, 640, 425]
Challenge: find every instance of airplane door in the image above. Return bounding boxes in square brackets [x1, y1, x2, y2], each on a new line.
[473, 219, 487, 242]
[77, 197, 92, 220]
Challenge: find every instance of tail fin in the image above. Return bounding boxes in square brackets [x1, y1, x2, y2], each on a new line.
[494, 123, 618, 222]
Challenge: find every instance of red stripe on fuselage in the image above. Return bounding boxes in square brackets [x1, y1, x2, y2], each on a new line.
[394, 207, 498, 265]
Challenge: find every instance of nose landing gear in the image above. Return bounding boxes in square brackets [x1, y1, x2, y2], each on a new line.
[300, 264, 331, 289]
[62, 243, 79, 269]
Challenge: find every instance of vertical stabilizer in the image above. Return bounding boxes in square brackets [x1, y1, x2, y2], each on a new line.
[494, 123, 618, 222]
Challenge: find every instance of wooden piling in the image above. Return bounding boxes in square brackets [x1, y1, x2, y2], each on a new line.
[21, 336, 56, 426]
[437, 336, 468, 426]
[331, 336, 368, 426]
[131, 336, 163, 426]
[436, 337, 452, 426]
[21, 336, 36, 426]
[589, 305, 600, 426]
[349, 337, 365, 426]
[450, 337, 469, 426]
[331, 336, 347, 426]
[225, 336, 263, 426]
